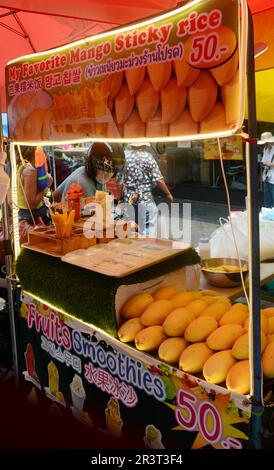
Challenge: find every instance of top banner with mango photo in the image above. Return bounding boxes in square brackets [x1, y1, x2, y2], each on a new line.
[5, 0, 248, 144]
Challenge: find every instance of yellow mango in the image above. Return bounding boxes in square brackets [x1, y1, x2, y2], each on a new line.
[203, 349, 237, 384]
[115, 82, 134, 124]
[118, 318, 144, 343]
[262, 307, 274, 318]
[153, 285, 177, 301]
[201, 295, 219, 305]
[123, 110, 145, 138]
[184, 316, 218, 343]
[232, 332, 267, 360]
[226, 360, 250, 395]
[221, 70, 240, 126]
[109, 71, 123, 99]
[161, 78, 187, 124]
[262, 342, 274, 378]
[125, 66, 146, 95]
[135, 325, 167, 351]
[170, 291, 200, 308]
[199, 299, 231, 321]
[268, 317, 274, 334]
[267, 334, 274, 343]
[186, 299, 208, 318]
[219, 307, 248, 326]
[163, 308, 195, 337]
[136, 77, 159, 123]
[158, 337, 188, 365]
[200, 103, 227, 134]
[146, 108, 169, 138]
[179, 342, 213, 373]
[188, 71, 217, 122]
[169, 109, 198, 137]
[230, 303, 249, 312]
[200, 290, 219, 296]
[206, 324, 244, 351]
[121, 292, 153, 319]
[244, 314, 269, 333]
[173, 59, 200, 87]
[210, 50, 238, 86]
[147, 61, 172, 92]
[140, 299, 174, 326]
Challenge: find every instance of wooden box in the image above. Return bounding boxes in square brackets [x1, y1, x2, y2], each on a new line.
[26, 225, 96, 256]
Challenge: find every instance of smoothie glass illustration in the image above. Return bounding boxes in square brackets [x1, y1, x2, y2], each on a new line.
[25, 343, 35, 378]
[70, 374, 86, 411]
[48, 360, 59, 396]
[105, 397, 123, 439]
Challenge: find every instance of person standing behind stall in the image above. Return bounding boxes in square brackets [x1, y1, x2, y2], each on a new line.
[16, 146, 53, 223]
[119, 143, 173, 236]
[52, 143, 115, 202]
[259, 132, 274, 208]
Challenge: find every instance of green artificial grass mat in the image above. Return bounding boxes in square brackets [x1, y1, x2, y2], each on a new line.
[16, 247, 200, 337]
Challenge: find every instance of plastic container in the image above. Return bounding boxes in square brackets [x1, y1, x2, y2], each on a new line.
[198, 236, 211, 260]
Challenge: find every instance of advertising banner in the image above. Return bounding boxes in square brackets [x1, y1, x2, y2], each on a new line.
[19, 292, 251, 449]
[204, 136, 243, 160]
[6, 0, 247, 143]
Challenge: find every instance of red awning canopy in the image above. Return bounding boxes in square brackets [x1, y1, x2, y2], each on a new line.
[0, 0, 273, 113]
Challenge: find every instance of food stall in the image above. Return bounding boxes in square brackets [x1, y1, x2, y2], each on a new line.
[5, 0, 272, 449]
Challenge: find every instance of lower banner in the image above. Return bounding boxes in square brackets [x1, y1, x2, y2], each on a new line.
[19, 292, 251, 450]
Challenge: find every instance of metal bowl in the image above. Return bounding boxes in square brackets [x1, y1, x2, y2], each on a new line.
[201, 258, 249, 288]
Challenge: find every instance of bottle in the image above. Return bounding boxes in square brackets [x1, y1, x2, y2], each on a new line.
[198, 236, 211, 260]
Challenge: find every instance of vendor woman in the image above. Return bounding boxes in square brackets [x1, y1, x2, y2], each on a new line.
[52, 143, 124, 201]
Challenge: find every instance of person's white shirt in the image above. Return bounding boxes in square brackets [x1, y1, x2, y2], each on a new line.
[262, 144, 274, 184]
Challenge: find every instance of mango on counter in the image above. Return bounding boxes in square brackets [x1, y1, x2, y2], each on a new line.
[186, 299, 208, 318]
[199, 299, 231, 321]
[114, 82, 134, 124]
[179, 342, 213, 373]
[163, 307, 195, 336]
[118, 318, 143, 343]
[123, 109, 145, 138]
[203, 349, 237, 384]
[232, 332, 267, 360]
[153, 285, 177, 301]
[262, 342, 274, 378]
[158, 337, 188, 365]
[221, 70, 240, 127]
[170, 291, 200, 308]
[121, 292, 154, 319]
[169, 108, 198, 137]
[173, 59, 200, 88]
[135, 325, 167, 351]
[262, 307, 274, 318]
[226, 360, 250, 395]
[244, 314, 269, 334]
[206, 324, 244, 351]
[184, 316, 218, 343]
[140, 299, 174, 326]
[268, 317, 274, 334]
[219, 305, 249, 326]
[146, 108, 169, 138]
[210, 50, 238, 86]
[200, 103, 227, 134]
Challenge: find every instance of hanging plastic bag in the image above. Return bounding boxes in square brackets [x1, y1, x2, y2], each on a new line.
[210, 212, 274, 261]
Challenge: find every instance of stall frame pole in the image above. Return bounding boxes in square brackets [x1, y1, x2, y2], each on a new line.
[246, 7, 263, 449]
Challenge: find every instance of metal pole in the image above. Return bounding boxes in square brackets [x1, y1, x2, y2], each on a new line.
[52, 146, 57, 191]
[246, 7, 263, 449]
[0, 111, 19, 386]
[1, 198, 19, 387]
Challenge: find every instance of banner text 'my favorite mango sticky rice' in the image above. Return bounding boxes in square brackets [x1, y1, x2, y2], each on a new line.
[6, 0, 246, 142]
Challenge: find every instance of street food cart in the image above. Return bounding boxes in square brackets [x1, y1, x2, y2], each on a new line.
[4, 0, 272, 449]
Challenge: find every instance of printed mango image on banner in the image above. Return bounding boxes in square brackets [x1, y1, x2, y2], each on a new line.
[5, 0, 246, 142]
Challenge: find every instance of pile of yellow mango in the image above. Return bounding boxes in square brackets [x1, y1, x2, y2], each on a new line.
[118, 287, 274, 395]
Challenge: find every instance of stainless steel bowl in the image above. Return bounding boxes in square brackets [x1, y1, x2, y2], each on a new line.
[201, 258, 249, 288]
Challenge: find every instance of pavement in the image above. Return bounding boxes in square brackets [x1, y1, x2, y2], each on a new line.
[155, 197, 244, 246]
